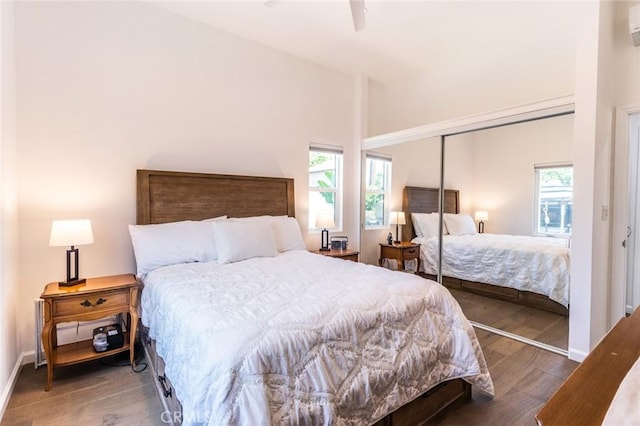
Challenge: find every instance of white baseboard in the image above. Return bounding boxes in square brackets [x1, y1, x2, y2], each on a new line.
[21, 350, 35, 367]
[568, 347, 588, 362]
[0, 352, 25, 422]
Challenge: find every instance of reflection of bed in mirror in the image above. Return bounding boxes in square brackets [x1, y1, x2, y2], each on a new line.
[135, 170, 494, 425]
[403, 186, 570, 316]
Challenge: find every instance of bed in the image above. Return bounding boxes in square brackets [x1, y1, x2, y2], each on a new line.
[403, 186, 570, 316]
[133, 170, 494, 425]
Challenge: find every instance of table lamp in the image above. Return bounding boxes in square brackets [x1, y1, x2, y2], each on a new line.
[49, 219, 94, 286]
[389, 211, 406, 244]
[475, 211, 488, 233]
[315, 211, 335, 251]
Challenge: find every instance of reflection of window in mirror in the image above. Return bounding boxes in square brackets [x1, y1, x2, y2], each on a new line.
[534, 164, 573, 237]
[364, 153, 392, 229]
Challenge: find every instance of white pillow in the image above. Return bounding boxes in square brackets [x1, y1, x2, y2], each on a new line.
[411, 212, 425, 237]
[444, 213, 477, 235]
[272, 217, 306, 252]
[212, 221, 278, 264]
[200, 215, 227, 261]
[413, 213, 442, 238]
[129, 220, 210, 276]
[230, 215, 305, 252]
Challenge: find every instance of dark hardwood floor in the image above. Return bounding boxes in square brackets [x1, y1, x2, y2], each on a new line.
[449, 288, 569, 351]
[433, 328, 577, 425]
[2, 329, 577, 425]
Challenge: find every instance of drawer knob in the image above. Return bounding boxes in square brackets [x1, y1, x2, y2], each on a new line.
[80, 298, 107, 308]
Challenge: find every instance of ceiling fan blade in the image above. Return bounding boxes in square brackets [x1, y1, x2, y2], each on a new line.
[349, 0, 366, 32]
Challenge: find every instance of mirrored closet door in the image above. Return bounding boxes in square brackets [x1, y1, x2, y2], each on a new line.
[361, 98, 575, 354]
[441, 113, 574, 352]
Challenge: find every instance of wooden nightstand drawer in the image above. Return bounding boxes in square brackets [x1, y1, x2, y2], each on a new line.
[402, 247, 419, 258]
[53, 290, 129, 317]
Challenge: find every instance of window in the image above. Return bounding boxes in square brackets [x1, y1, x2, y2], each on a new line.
[309, 145, 343, 230]
[534, 164, 573, 236]
[364, 152, 392, 229]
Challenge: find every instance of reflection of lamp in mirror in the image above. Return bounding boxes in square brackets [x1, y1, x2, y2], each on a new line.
[475, 211, 488, 234]
[315, 211, 335, 251]
[49, 219, 94, 286]
[389, 211, 406, 244]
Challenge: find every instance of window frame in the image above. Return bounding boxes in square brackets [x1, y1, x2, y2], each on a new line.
[308, 144, 343, 232]
[363, 152, 392, 230]
[533, 163, 573, 237]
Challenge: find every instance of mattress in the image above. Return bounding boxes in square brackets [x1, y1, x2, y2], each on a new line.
[414, 233, 570, 307]
[140, 250, 493, 425]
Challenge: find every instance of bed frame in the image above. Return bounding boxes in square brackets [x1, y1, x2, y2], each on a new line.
[136, 170, 471, 425]
[403, 186, 569, 316]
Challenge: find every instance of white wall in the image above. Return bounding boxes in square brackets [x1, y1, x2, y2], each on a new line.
[0, 0, 20, 416]
[367, 47, 575, 138]
[613, 1, 640, 107]
[14, 2, 356, 356]
[464, 114, 574, 235]
[610, 1, 640, 322]
[567, 0, 617, 360]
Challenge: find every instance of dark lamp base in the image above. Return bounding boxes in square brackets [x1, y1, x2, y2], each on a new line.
[59, 278, 86, 287]
[319, 247, 331, 252]
[393, 240, 401, 244]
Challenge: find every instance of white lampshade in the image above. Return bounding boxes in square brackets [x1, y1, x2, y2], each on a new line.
[389, 211, 406, 225]
[315, 211, 335, 229]
[475, 211, 489, 222]
[49, 219, 94, 247]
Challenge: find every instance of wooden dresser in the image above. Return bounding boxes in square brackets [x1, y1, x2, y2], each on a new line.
[536, 307, 640, 425]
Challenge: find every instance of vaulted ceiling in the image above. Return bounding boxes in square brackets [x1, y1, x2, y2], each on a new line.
[150, 0, 579, 84]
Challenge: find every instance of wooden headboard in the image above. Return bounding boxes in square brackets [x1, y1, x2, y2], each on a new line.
[136, 169, 295, 225]
[402, 186, 460, 241]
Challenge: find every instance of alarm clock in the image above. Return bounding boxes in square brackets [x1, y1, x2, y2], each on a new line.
[330, 236, 348, 250]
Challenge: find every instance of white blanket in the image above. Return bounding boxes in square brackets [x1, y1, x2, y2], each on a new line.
[414, 233, 570, 307]
[141, 250, 493, 425]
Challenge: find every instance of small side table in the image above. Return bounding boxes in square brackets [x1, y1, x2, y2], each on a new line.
[40, 274, 140, 391]
[312, 248, 359, 262]
[379, 242, 421, 273]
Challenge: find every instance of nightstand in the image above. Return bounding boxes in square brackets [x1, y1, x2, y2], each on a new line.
[40, 274, 140, 391]
[312, 248, 359, 262]
[379, 242, 421, 273]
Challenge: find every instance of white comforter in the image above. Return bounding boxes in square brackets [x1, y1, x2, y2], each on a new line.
[414, 233, 570, 307]
[141, 250, 493, 426]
